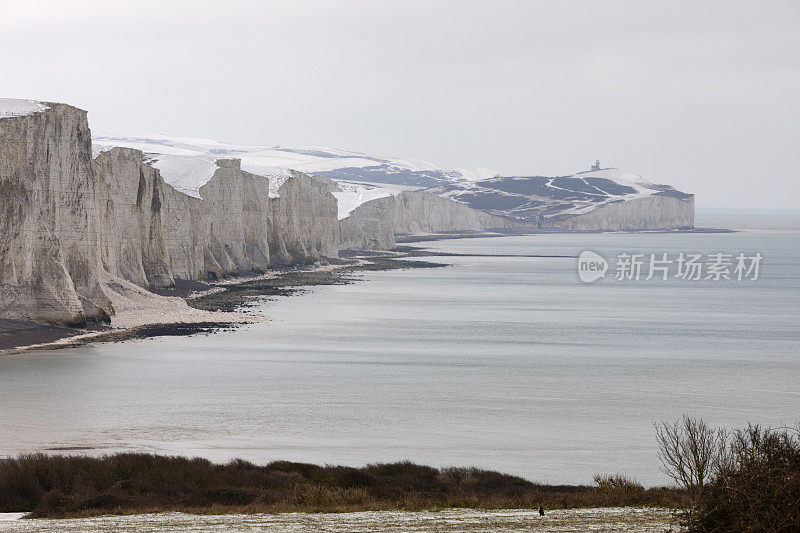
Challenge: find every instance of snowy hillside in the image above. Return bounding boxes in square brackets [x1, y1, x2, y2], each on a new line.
[93, 135, 691, 223]
[425, 167, 693, 221]
[92, 135, 448, 217]
[94, 135, 487, 185]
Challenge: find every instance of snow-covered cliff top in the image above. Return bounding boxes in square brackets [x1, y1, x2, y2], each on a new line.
[93, 135, 413, 217]
[0, 98, 49, 118]
[332, 182, 393, 220]
[138, 154, 219, 198]
[93, 134, 487, 181]
[94, 134, 691, 222]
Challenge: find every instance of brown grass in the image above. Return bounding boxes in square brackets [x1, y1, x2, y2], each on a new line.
[0, 453, 685, 518]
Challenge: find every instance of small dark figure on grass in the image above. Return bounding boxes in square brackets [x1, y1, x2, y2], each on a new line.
[539, 506, 544, 516]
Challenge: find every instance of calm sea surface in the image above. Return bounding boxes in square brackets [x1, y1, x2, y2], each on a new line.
[0, 209, 798, 485]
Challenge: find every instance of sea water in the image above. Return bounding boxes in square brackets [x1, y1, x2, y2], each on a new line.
[0, 209, 797, 485]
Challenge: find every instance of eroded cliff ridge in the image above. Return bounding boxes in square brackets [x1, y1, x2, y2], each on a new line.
[0, 100, 505, 323]
[94, 151, 339, 283]
[1, 101, 111, 325]
[93, 134, 695, 233]
[339, 191, 520, 251]
[1, 98, 694, 325]
[268, 171, 340, 265]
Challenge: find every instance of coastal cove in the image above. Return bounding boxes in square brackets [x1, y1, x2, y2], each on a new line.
[3, 3, 798, 529]
[0, 249, 447, 354]
[0, 211, 798, 487]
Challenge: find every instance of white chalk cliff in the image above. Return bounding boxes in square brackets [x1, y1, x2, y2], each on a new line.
[0, 99, 694, 325]
[94, 134, 695, 232]
[1, 101, 112, 324]
[339, 192, 519, 251]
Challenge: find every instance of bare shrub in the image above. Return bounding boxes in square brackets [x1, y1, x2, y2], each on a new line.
[687, 425, 800, 532]
[654, 416, 726, 497]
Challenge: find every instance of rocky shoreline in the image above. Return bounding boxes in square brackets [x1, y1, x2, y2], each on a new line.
[0, 101, 527, 329]
[1, 99, 700, 333]
[394, 227, 733, 244]
[0, 226, 731, 356]
[0, 246, 446, 356]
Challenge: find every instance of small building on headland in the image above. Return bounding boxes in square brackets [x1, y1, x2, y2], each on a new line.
[591, 158, 601, 171]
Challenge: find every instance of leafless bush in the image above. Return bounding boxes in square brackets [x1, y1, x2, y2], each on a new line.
[654, 415, 726, 497]
[656, 418, 800, 532]
[687, 424, 800, 532]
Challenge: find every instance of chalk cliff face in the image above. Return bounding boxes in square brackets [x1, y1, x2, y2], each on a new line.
[268, 171, 340, 265]
[2, 102, 504, 325]
[339, 195, 397, 251]
[0, 103, 111, 325]
[158, 179, 204, 281]
[541, 195, 695, 231]
[424, 169, 695, 230]
[95, 147, 174, 289]
[339, 191, 520, 251]
[0, 101, 345, 324]
[199, 159, 272, 277]
[392, 191, 519, 234]
[91, 134, 695, 235]
[95, 151, 278, 284]
[95, 152, 288, 283]
[0, 98, 695, 326]
[91, 134, 695, 234]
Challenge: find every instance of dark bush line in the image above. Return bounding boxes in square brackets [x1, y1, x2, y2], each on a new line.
[0, 454, 684, 518]
[685, 425, 800, 532]
[654, 418, 800, 532]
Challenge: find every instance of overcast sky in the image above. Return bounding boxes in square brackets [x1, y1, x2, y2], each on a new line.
[1, 0, 798, 208]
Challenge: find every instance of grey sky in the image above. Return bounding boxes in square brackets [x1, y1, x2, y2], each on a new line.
[1, 0, 798, 208]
